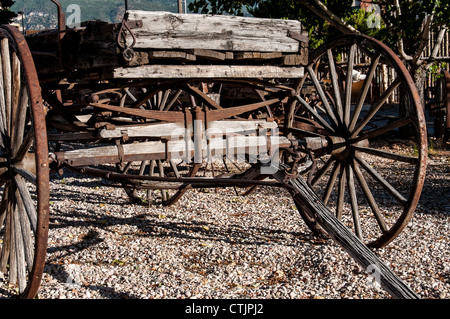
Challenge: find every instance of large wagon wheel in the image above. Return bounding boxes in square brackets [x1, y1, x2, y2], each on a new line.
[0, 26, 50, 297]
[287, 34, 427, 248]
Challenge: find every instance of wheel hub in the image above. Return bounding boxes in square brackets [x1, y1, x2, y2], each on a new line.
[329, 135, 369, 160]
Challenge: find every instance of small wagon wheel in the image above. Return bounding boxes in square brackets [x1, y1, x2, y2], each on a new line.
[114, 80, 282, 204]
[111, 82, 203, 206]
[0, 26, 50, 297]
[287, 34, 427, 248]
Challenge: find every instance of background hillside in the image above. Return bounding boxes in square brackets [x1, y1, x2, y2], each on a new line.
[11, 0, 192, 30]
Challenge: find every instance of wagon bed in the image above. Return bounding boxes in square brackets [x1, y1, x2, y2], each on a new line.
[25, 11, 308, 80]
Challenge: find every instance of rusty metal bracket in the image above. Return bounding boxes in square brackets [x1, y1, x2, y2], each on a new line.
[50, 0, 66, 69]
[288, 31, 309, 44]
[126, 20, 144, 29]
[116, 19, 142, 62]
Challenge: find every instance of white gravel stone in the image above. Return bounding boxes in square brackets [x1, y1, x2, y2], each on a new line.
[1, 146, 448, 300]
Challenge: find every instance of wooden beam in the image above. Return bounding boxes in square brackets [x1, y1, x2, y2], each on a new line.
[149, 50, 196, 62]
[234, 52, 283, 61]
[55, 135, 291, 166]
[98, 120, 278, 139]
[125, 11, 301, 53]
[113, 64, 304, 79]
[187, 49, 226, 61]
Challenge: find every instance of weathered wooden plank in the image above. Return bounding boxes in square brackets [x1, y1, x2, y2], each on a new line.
[113, 64, 304, 79]
[281, 54, 305, 66]
[273, 164, 419, 299]
[188, 49, 226, 61]
[234, 52, 283, 60]
[149, 50, 196, 62]
[125, 11, 301, 53]
[56, 135, 290, 166]
[98, 120, 278, 139]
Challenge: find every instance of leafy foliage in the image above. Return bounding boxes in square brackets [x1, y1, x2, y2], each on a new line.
[0, 0, 17, 24]
[189, 0, 448, 52]
[374, 0, 450, 53]
[188, 0, 383, 48]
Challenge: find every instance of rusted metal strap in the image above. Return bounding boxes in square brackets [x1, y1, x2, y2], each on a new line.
[89, 98, 280, 123]
[61, 162, 284, 189]
[115, 140, 125, 166]
[288, 31, 309, 44]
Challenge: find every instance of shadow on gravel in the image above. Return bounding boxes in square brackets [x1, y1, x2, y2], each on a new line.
[46, 177, 319, 299]
[416, 162, 450, 216]
[43, 262, 137, 299]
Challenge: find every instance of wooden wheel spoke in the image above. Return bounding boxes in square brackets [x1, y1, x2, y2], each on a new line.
[11, 50, 20, 107]
[326, 49, 343, 121]
[8, 200, 18, 286]
[322, 161, 340, 205]
[0, 184, 9, 226]
[351, 159, 388, 233]
[124, 88, 138, 103]
[351, 117, 412, 143]
[169, 160, 181, 178]
[138, 160, 149, 175]
[311, 157, 335, 187]
[186, 83, 222, 109]
[163, 89, 182, 111]
[157, 160, 168, 201]
[295, 95, 335, 133]
[159, 89, 171, 111]
[1, 38, 11, 135]
[12, 166, 36, 185]
[14, 185, 34, 272]
[336, 164, 346, 220]
[351, 78, 401, 137]
[353, 146, 419, 164]
[346, 163, 362, 239]
[0, 195, 11, 274]
[349, 54, 381, 132]
[354, 154, 408, 206]
[13, 175, 37, 233]
[12, 86, 28, 157]
[11, 189, 27, 292]
[0, 52, 7, 140]
[344, 43, 357, 126]
[307, 65, 340, 129]
[130, 89, 160, 109]
[12, 129, 33, 164]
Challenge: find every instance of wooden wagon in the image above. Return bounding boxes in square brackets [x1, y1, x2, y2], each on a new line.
[0, 1, 427, 298]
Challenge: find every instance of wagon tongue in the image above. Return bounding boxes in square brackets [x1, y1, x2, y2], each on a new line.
[273, 164, 419, 299]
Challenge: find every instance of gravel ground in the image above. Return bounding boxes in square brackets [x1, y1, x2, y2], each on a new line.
[8, 142, 449, 300]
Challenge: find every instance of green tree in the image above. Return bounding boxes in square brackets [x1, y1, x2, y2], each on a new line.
[0, 0, 17, 24]
[373, 0, 450, 103]
[189, 0, 362, 48]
